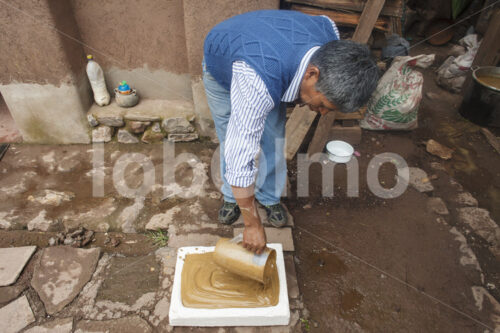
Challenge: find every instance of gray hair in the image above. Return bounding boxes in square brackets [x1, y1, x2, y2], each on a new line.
[310, 40, 379, 113]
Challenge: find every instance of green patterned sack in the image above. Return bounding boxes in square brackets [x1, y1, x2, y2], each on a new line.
[360, 55, 435, 130]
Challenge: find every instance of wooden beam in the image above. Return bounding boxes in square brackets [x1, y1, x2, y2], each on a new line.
[352, 0, 386, 43]
[285, 105, 318, 160]
[307, 111, 336, 157]
[292, 4, 390, 32]
[284, 0, 403, 18]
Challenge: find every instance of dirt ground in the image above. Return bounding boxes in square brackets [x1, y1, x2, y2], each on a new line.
[0, 43, 499, 332]
[285, 43, 500, 332]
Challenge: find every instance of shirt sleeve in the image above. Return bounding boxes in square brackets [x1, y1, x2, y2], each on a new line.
[224, 61, 275, 187]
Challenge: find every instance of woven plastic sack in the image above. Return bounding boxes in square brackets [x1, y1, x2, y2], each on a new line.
[360, 54, 435, 130]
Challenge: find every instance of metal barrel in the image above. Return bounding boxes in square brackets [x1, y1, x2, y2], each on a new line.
[213, 237, 276, 284]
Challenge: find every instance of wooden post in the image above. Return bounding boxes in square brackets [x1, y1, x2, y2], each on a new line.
[352, 0, 387, 43]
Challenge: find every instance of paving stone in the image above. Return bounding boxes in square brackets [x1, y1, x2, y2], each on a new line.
[74, 316, 152, 333]
[57, 154, 81, 173]
[128, 121, 150, 134]
[284, 254, 300, 299]
[233, 204, 294, 228]
[27, 210, 60, 232]
[31, 246, 100, 314]
[167, 132, 199, 142]
[24, 317, 73, 333]
[0, 295, 35, 333]
[87, 114, 99, 127]
[118, 197, 144, 233]
[233, 227, 295, 251]
[28, 190, 75, 206]
[151, 122, 162, 133]
[96, 115, 124, 127]
[427, 197, 449, 215]
[117, 128, 139, 144]
[146, 206, 181, 231]
[0, 284, 25, 304]
[162, 117, 194, 134]
[454, 192, 479, 207]
[457, 207, 500, 256]
[168, 233, 220, 248]
[398, 167, 434, 192]
[0, 246, 36, 286]
[92, 126, 114, 143]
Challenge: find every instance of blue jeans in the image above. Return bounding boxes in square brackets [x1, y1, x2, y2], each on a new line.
[202, 62, 287, 205]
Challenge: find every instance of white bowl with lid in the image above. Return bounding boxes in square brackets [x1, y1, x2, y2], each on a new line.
[326, 140, 354, 163]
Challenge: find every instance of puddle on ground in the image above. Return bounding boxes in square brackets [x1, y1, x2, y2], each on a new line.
[308, 251, 347, 275]
[340, 289, 364, 319]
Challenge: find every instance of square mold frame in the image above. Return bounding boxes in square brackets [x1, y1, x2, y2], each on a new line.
[169, 243, 290, 327]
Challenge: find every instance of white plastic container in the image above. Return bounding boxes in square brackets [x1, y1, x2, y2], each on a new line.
[326, 140, 354, 163]
[86, 55, 110, 106]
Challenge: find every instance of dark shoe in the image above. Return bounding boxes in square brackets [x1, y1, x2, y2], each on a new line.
[218, 201, 241, 225]
[263, 203, 288, 228]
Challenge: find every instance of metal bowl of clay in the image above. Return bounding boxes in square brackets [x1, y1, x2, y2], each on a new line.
[326, 140, 354, 163]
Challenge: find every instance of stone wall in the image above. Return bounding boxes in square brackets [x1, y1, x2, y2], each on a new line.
[0, 0, 279, 143]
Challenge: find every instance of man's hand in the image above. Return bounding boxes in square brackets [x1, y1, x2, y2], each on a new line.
[232, 185, 267, 254]
[243, 224, 266, 254]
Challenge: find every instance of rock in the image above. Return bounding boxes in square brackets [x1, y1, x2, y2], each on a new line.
[24, 317, 73, 333]
[57, 155, 81, 173]
[427, 197, 449, 215]
[151, 122, 162, 133]
[117, 129, 139, 144]
[303, 203, 312, 209]
[123, 114, 161, 122]
[92, 126, 114, 143]
[426, 139, 454, 160]
[0, 246, 36, 286]
[141, 128, 165, 144]
[208, 191, 222, 200]
[28, 210, 59, 232]
[448, 44, 466, 57]
[0, 211, 13, 230]
[128, 121, 150, 134]
[430, 162, 446, 171]
[457, 208, 500, 252]
[146, 206, 181, 231]
[118, 197, 144, 233]
[87, 114, 99, 127]
[31, 247, 100, 314]
[167, 133, 199, 142]
[75, 316, 152, 333]
[425, 92, 440, 101]
[162, 117, 194, 134]
[0, 295, 35, 333]
[96, 115, 124, 127]
[398, 167, 434, 192]
[28, 190, 75, 206]
[454, 192, 479, 207]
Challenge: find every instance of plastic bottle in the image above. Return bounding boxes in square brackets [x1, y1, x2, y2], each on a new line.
[86, 55, 110, 106]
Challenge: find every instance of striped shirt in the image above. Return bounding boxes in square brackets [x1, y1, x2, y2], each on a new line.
[224, 17, 339, 187]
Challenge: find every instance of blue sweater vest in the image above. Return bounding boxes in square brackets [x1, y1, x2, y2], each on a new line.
[204, 10, 338, 106]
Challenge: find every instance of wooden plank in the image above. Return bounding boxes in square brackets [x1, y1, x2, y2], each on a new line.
[284, 0, 403, 17]
[292, 4, 390, 32]
[352, 0, 386, 43]
[334, 106, 367, 120]
[285, 105, 318, 160]
[481, 128, 500, 154]
[307, 111, 336, 156]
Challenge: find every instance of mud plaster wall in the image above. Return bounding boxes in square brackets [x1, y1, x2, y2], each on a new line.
[71, 0, 192, 101]
[0, 1, 88, 85]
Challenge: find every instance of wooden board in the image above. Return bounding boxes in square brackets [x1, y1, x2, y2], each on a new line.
[334, 106, 367, 120]
[352, 0, 386, 43]
[285, 105, 318, 160]
[285, 0, 403, 17]
[307, 111, 336, 157]
[292, 4, 390, 32]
